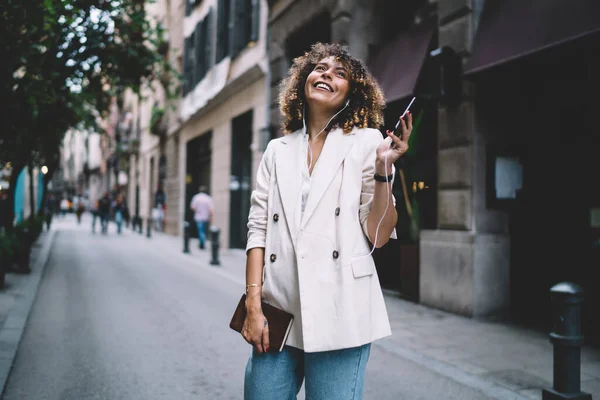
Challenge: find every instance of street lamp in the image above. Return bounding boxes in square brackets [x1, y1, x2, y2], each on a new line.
[41, 165, 48, 175]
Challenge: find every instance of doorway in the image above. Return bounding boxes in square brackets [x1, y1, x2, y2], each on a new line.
[229, 111, 253, 249]
[185, 132, 212, 238]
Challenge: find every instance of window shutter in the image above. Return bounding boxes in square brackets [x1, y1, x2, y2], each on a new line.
[250, 0, 259, 43]
[195, 21, 204, 84]
[216, 0, 228, 62]
[205, 8, 214, 71]
[183, 37, 191, 95]
[233, 0, 247, 56]
[228, 0, 236, 57]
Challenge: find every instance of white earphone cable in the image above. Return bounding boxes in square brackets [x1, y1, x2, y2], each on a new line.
[305, 101, 349, 173]
[303, 99, 409, 259]
[358, 100, 413, 258]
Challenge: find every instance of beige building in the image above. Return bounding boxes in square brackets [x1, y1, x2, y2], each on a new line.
[177, 0, 269, 249]
[104, 0, 185, 232]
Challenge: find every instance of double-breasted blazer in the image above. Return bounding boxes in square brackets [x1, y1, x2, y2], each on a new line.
[246, 126, 396, 352]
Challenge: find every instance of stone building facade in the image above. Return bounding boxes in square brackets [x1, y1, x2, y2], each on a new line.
[265, 0, 600, 341]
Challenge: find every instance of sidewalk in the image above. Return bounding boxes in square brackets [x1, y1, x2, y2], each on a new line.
[0, 227, 56, 395]
[139, 223, 600, 400]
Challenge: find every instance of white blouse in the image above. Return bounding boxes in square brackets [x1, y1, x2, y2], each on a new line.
[296, 129, 312, 228]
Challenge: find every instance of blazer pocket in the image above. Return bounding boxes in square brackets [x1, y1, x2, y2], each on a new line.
[349, 255, 375, 278]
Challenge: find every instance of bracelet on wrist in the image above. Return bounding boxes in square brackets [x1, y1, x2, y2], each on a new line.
[374, 173, 394, 183]
[246, 283, 262, 294]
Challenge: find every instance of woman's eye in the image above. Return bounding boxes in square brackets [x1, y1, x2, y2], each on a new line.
[336, 72, 346, 78]
[315, 66, 325, 71]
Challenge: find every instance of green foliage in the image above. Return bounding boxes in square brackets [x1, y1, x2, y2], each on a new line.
[150, 105, 166, 135]
[0, 0, 178, 171]
[0, 232, 18, 259]
[395, 109, 425, 244]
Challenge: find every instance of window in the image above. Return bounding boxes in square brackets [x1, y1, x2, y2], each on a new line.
[183, 8, 214, 95]
[216, 0, 259, 62]
[231, 0, 259, 56]
[216, 0, 231, 62]
[185, 0, 203, 16]
[183, 32, 196, 95]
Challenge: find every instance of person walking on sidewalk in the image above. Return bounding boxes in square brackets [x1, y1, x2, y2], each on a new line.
[75, 198, 85, 224]
[90, 199, 99, 233]
[98, 192, 111, 234]
[242, 43, 413, 400]
[190, 185, 213, 249]
[113, 194, 125, 234]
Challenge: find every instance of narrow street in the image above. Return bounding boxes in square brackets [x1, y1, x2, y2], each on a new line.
[1, 216, 496, 399]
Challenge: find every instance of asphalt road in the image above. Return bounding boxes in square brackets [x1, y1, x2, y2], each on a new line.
[2, 217, 493, 399]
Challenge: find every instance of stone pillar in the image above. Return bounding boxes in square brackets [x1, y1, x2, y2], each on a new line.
[419, 0, 510, 318]
[164, 133, 180, 235]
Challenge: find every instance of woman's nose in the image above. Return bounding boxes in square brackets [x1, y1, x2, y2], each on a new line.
[320, 70, 332, 79]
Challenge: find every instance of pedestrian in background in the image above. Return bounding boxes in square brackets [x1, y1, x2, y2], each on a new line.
[98, 192, 111, 234]
[154, 184, 166, 232]
[90, 199, 99, 234]
[44, 193, 56, 230]
[59, 197, 69, 217]
[0, 190, 9, 233]
[75, 200, 85, 224]
[242, 43, 411, 400]
[122, 197, 130, 229]
[113, 194, 125, 234]
[190, 185, 213, 249]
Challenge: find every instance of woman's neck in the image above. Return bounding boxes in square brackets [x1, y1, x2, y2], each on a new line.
[306, 108, 336, 141]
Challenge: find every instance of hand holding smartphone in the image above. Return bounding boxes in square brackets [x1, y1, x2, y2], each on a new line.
[394, 97, 416, 134]
[389, 97, 415, 148]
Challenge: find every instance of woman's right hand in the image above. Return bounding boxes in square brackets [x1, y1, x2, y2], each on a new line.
[242, 308, 270, 353]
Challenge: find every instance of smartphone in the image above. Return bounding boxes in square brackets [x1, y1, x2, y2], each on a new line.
[389, 97, 415, 149]
[393, 96, 416, 134]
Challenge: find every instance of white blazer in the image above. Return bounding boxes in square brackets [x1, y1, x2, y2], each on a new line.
[246, 126, 396, 352]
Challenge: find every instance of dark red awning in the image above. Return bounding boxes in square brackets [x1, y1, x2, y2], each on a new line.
[368, 23, 435, 103]
[465, 0, 600, 75]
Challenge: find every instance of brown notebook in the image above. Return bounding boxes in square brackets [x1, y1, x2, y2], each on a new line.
[229, 294, 294, 352]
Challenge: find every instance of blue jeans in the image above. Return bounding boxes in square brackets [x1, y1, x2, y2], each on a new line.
[244, 344, 371, 400]
[115, 211, 123, 234]
[195, 220, 208, 247]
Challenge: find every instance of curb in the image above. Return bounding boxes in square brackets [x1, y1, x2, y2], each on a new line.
[0, 228, 57, 396]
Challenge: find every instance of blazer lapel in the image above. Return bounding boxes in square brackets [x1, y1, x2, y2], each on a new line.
[275, 130, 303, 246]
[301, 127, 356, 229]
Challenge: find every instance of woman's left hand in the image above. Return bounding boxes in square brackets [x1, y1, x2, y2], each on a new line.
[376, 111, 413, 165]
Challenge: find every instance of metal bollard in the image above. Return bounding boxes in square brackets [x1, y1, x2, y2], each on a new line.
[183, 221, 190, 254]
[209, 226, 221, 266]
[138, 216, 143, 234]
[542, 282, 592, 400]
[146, 218, 152, 238]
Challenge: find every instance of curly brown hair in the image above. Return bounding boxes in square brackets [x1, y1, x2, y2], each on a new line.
[278, 42, 386, 134]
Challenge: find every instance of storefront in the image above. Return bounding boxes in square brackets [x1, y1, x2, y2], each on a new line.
[464, 0, 600, 342]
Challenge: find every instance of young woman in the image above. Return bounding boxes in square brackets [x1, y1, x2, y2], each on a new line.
[242, 42, 413, 399]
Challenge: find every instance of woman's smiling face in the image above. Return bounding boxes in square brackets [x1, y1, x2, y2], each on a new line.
[304, 56, 350, 113]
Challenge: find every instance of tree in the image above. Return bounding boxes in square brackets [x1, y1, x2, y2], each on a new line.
[0, 0, 175, 229]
